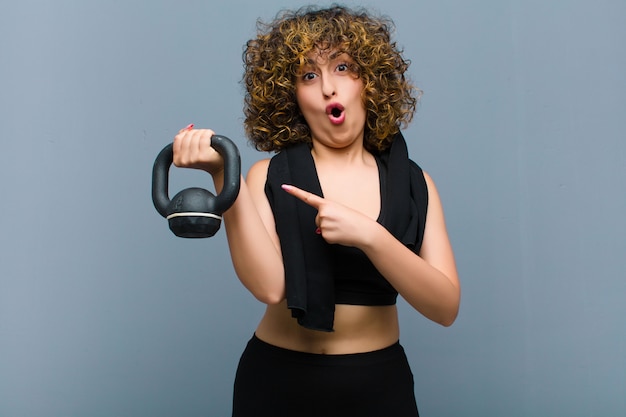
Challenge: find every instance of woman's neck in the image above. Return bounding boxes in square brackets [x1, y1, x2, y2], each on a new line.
[310, 139, 373, 168]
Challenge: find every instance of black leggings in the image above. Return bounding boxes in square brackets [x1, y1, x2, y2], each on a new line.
[232, 334, 419, 417]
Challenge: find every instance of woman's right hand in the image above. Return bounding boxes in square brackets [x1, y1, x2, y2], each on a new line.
[172, 124, 225, 176]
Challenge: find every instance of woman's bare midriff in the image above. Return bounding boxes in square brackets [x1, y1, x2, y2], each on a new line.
[254, 300, 400, 354]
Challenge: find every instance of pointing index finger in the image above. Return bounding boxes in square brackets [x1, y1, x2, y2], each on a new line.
[281, 184, 323, 209]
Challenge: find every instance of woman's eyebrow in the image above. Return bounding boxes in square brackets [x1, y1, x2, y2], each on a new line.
[302, 56, 317, 66]
[299, 50, 349, 70]
[328, 50, 344, 60]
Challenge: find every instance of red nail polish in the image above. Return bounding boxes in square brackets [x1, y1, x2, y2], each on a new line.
[315, 227, 321, 234]
[184, 123, 194, 130]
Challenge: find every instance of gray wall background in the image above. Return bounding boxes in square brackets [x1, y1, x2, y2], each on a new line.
[1, 0, 624, 416]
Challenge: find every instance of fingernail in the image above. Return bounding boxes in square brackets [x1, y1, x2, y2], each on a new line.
[281, 184, 292, 191]
[184, 123, 194, 130]
[315, 227, 321, 234]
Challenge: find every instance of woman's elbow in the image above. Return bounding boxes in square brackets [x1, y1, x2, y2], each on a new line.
[258, 294, 284, 305]
[438, 310, 458, 327]
[253, 287, 285, 305]
[437, 299, 460, 327]
[426, 292, 460, 327]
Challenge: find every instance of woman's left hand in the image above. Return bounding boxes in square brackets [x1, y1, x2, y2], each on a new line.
[281, 184, 376, 248]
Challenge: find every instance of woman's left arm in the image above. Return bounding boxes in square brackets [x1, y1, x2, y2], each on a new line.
[360, 171, 460, 326]
[282, 173, 460, 326]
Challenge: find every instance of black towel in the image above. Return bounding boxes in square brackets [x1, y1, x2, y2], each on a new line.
[265, 132, 428, 331]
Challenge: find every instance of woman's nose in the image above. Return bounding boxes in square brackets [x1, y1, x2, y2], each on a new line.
[321, 78, 336, 98]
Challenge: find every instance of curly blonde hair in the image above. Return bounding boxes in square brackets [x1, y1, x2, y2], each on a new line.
[243, 4, 419, 153]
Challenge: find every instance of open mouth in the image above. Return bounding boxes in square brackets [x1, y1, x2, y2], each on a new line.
[326, 103, 345, 124]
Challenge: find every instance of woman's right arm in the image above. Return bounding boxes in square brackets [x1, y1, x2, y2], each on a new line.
[218, 159, 286, 304]
[173, 128, 285, 304]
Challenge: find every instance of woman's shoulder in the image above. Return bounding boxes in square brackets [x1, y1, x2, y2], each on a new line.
[246, 158, 271, 184]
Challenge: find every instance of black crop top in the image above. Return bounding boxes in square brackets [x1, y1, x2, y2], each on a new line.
[331, 158, 398, 306]
[331, 244, 398, 305]
[265, 132, 428, 331]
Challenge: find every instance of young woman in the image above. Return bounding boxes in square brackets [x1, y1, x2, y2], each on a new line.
[172, 5, 460, 416]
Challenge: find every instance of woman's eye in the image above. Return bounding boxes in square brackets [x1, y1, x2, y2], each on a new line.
[337, 63, 349, 72]
[302, 72, 317, 81]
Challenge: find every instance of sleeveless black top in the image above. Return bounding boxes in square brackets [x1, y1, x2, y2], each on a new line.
[265, 133, 428, 331]
[331, 158, 397, 306]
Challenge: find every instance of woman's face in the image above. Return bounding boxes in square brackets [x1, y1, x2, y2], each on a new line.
[295, 50, 366, 150]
